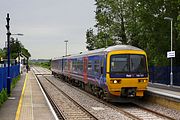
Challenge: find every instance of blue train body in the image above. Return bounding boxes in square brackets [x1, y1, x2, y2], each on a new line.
[51, 45, 149, 102]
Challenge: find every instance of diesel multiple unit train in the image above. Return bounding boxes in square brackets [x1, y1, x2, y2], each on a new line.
[51, 45, 149, 102]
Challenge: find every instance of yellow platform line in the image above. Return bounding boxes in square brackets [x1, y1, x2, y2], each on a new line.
[15, 73, 28, 120]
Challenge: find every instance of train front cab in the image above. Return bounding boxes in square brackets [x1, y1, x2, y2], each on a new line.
[106, 50, 149, 101]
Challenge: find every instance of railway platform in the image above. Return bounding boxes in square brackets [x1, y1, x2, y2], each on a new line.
[145, 83, 180, 110]
[0, 66, 179, 120]
[148, 83, 180, 100]
[0, 70, 57, 120]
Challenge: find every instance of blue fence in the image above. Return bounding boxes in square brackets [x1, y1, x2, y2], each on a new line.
[0, 64, 20, 92]
[149, 66, 180, 86]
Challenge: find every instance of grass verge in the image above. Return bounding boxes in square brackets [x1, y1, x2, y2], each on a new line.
[11, 75, 20, 90]
[0, 75, 20, 107]
[0, 89, 8, 106]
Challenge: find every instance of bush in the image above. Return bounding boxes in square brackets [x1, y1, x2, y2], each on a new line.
[11, 75, 20, 90]
[0, 75, 20, 107]
[30, 61, 51, 69]
[0, 89, 8, 106]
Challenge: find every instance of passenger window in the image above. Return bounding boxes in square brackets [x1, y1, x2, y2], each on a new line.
[88, 60, 92, 75]
[94, 60, 100, 76]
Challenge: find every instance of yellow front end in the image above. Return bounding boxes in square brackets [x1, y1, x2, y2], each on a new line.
[106, 50, 149, 97]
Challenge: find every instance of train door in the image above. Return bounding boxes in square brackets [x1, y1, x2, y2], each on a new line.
[68, 59, 72, 78]
[83, 57, 88, 84]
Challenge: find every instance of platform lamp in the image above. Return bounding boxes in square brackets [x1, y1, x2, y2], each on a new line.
[64, 40, 68, 56]
[6, 13, 23, 96]
[164, 17, 173, 86]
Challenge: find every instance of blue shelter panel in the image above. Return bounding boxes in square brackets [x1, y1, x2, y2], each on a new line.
[3, 67, 7, 88]
[0, 68, 3, 91]
[0, 64, 20, 92]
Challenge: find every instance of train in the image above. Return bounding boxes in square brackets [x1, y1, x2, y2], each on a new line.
[51, 45, 149, 102]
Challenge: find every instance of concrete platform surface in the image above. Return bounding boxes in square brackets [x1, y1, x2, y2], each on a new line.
[0, 73, 25, 120]
[147, 85, 180, 100]
[0, 71, 56, 120]
[146, 84, 180, 110]
[18, 71, 55, 120]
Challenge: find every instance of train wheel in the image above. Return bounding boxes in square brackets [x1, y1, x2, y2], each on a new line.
[81, 82, 85, 90]
[92, 86, 99, 97]
[99, 89, 105, 100]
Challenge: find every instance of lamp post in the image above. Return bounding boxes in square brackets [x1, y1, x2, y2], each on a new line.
[64, 40, 68, 56]
[6, 13, 11, 96]
[164, 17, 173, 86]
[5, 13, 24, 95]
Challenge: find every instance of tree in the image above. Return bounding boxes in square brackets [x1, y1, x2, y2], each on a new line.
[86, 0, 180, 66]
[3, 37, 31, 60]
[0, 48, 5, 58]
[21, 47, 31, 58]
[95, 0, 128, 45]
[86, 28, 96, 50]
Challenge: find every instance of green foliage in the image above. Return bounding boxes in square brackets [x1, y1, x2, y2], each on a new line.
[21, 48, 31, 58]
[0, 75, 20, 107]
[86, 0, 180, 66]
[10, 38, 22, 59]
[30, 61, 51, 69]
[86, 28, 96, 50]
[94, 0, 128, 45]
[0, 48, 5, 58]
[0, 89, 8, 106]
[3, 37, 31, 59]
[11, 75, 20, 90]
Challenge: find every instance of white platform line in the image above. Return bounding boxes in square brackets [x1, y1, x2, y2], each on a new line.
[32, 71, 59, 120]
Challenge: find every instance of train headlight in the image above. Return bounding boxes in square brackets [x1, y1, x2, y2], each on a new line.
[110, 80, 121, 84]
[138, 79, 147, 83]
[114, 80, 118, 84]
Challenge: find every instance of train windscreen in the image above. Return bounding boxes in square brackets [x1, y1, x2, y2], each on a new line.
[110, 54, 147, 74]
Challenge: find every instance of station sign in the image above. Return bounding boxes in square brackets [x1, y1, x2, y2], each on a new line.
[167, 51, 175, 58]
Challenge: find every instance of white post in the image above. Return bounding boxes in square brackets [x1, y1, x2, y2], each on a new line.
[64, 40, 68, 56]
[164, 17, 173, 86]
[170, 19, 173, 86]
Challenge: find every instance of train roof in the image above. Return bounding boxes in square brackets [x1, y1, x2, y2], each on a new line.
[104, 45, 142, 51]
[52, 45, 143, 60]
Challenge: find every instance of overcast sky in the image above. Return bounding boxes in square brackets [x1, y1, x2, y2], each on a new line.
[0, 0, 96, 59]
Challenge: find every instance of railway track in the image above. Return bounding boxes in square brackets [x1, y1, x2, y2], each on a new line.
[130, 103, 175, 120]
[32, 67, 176, 120]
[115, 103, 175, 120]
[36, 76, 65, 119]
[36, 74, 98, 120]
[48, 76, 175, 120]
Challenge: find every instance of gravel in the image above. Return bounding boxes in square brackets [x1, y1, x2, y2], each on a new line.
[33, 67, 179, 120]
[46, 76, 132, 120]
[134, 100, 180, 120]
